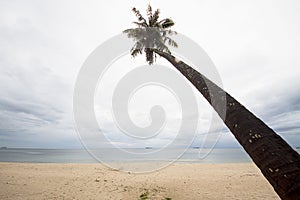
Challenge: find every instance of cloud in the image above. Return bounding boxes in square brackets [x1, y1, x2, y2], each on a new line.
[0, 0, 299, 149]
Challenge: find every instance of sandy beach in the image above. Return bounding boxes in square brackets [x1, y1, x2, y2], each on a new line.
[0, 162, 279, 200]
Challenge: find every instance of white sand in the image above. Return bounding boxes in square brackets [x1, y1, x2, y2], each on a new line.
[0, 162, 279, 199]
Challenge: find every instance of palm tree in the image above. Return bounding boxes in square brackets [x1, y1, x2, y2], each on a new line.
[123, 5, 300, 200]
[123, 6, 178, 65]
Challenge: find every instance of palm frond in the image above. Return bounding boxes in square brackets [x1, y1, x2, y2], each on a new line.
[160, 29, 177, 37]
[165, 37, 178, 48]
[133, 21, 148, 27]
[151, 9, 160, 26]
[147, 4, 153, 26]
[123, 28, 147, 41]
[161, 18, 175, 28]
[154, 36, 171, 54]
[132, 7, 146, 23]
[131, 48, 142, 57]
[146, 4, 153, 18]
[167, 29, 177, 35]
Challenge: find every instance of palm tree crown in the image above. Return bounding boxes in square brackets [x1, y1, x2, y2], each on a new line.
[123, 4, 178, 64]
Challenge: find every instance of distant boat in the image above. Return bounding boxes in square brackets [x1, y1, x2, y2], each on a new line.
[145, 147, 152, 149]
[192, 147, 200, 149]
[296, 147, 300, 149]
[0, 147, 8, 150]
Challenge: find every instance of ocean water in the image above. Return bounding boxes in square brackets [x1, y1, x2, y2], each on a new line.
[0, 148, 254, 164]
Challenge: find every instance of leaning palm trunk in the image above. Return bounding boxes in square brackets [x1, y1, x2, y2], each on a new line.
[154, 49, 300, 200]
[124, 5, 300, 199]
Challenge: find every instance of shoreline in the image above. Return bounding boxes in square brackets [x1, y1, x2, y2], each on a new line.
[0, 162, 279, 199]
[0, 159, 253, 164]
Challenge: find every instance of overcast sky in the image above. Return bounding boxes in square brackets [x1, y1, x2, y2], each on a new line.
[0, 0, 299, 149]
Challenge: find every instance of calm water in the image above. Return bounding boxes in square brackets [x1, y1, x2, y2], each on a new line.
[0, 148, 255, 163]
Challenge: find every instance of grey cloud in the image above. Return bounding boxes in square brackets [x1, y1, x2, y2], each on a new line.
[0, 98, 62, 123]
[0, 0, 299, 149]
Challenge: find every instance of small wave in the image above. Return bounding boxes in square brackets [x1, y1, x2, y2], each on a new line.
[26, 151, 43, 155]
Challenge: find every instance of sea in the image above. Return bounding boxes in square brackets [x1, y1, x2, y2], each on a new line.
[0, 148, 256, 164]
[1, 147, 299, 164]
